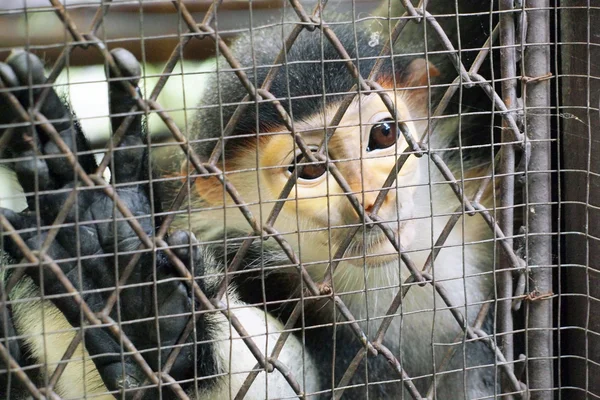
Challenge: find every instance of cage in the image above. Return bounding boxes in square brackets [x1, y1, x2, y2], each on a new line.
[0, 1, 595, 399]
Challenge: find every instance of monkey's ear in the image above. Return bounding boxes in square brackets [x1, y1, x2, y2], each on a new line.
[398, 58, 440, 88]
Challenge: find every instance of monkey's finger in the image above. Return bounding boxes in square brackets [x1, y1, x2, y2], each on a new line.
[0, 61, 34, 153]
[85, 333, 150, 399]
[6, 50, 70, 134]
[108, 48, 145, 184]
[108, 48, 142, 136]
[1, 57, 53, 204]
[0, 57, 30, 124]
[167, 230, 201, 267]
[139, 245, 197, 383]
[0, 208, 40, 258]
[2, 51, 95, 203]
[143, 231, 209, 381]
[0, 61, 19, 89]
[6, 51, 98, 187]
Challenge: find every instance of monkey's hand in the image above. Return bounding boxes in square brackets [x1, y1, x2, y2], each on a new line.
[0, 50, 203, 398]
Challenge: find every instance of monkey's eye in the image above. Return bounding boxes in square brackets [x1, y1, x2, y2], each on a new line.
[288, 152, 327, 180]
[367, 118, 402, 152]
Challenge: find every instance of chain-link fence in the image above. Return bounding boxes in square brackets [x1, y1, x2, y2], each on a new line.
[0, 0, 594, 399]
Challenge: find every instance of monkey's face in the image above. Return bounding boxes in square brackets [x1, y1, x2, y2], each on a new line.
[193, 59, 438, 275]
[194, 89, 430, 270]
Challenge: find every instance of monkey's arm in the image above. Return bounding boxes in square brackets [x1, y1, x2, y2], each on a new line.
[0, 50, 210, 399]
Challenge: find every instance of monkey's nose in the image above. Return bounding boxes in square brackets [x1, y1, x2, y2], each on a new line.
[362, 192, 379, 216]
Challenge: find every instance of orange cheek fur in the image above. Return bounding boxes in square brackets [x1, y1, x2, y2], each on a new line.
[191, 148, 264, 208]
[193, 174, 226, 206]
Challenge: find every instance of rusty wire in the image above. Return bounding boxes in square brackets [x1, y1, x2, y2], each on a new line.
[0, 0, 554, 399]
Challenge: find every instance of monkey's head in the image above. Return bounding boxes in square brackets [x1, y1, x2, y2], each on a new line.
[187, 24, 455, 281]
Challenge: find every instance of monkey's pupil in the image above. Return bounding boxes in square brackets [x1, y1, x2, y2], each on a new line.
[367, 118, 399, 151]
[381, 124, 391, 136]
[288, 153, 326, 180]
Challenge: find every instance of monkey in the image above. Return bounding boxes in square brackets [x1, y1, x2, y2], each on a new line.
[0, 1, 503, 399]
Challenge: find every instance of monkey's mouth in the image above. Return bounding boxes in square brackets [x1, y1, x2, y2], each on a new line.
[342, 222, 405, 263]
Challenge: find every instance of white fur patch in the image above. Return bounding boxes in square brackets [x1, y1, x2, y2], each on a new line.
[203, 299, 320, 399]
[0, 165, 26, 212]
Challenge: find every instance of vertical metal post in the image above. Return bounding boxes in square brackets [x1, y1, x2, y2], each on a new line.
[497, 1, 518, 397]
[496, 0, 517, 400]
[523, 1, 553, 398]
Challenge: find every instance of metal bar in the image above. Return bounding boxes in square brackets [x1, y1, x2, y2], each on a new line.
[523, 1, 554, 398]
[498, 1, 519, 397]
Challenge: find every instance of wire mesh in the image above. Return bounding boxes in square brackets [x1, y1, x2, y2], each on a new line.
[0, 0, 572, 399]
